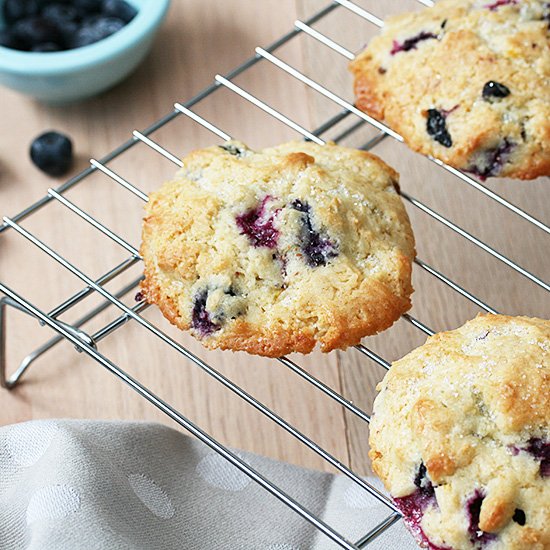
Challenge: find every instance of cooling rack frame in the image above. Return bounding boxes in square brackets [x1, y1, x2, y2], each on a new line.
[1, 1, 549, 548]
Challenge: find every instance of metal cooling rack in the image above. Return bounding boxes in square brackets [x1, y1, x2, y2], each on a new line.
[1, 1, 548, 548]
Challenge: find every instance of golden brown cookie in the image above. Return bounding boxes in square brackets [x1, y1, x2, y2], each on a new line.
[350, 0, 550, 180]
[370, 314, 550, 549]
[140, 140, 415, 357]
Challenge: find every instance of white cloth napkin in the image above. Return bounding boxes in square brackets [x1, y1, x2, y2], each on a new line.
[0, 420, 416, 549]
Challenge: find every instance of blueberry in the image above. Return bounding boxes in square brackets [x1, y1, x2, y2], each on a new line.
[466, 139, 514, 179]
[236, 196, 280, 249]
[426, 108, 452, 148]
[71, 16, 125, 48]
[391, 462, 453, 549]
[2, 0, 40, 25]
[12, 16, 63, 50]
[390, 31, 438, 55]
[30, 131, 73, 177]
[73, 0, 103, 14]
[42, 3, 79, 25]
[219, 143, 246, 157]
[0, 28, 24, 50]
[191, 290, 221, 337]
[510, 438, 549, 477]
[80, 14, 103, 26]
[413, 462, 434, 494]
[465, 490, 497, 546]
[512, 509, 526, 526]
[482, 81, 511, 100]
[525, 438, 550, 477]
[101, 0, 137, 24]
[292, 200, 338, 267]
[57, 20, 79, 47]
[31, 42, 62, 52]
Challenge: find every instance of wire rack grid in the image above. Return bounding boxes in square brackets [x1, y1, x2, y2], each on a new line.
[1, 0, 548, 548]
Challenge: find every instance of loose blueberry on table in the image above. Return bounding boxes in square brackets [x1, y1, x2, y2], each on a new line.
[0, 0, 137, 52]
[30, 131, 74, 177]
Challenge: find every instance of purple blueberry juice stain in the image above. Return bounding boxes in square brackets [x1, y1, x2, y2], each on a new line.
[291, 200, 338, 267]
[466, 490, 497, 547]
[440, 104, 460, 118]
[236, 196, 280, 249]
[484, 0, 518, 10]
[393, 463, 451, 550]
[191, 290, 220, 337]
[390, 31, 438, 55]
[466, 139, 514, 180]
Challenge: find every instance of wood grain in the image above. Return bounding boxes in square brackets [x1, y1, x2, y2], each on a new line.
[0, 0, 548, 496]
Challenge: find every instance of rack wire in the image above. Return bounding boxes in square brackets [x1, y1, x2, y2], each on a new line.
[0, 1, 548, 548]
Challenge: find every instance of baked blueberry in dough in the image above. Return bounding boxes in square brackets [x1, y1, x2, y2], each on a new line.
[369, 314, 550, 549]
[140, 140, 415, 356]
[350, 0, 550, 180]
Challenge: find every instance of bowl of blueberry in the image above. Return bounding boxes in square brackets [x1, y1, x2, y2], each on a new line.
[0, 0, 170, 103]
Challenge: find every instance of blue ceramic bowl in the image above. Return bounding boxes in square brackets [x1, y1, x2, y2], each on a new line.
[0, 0, 170, 103]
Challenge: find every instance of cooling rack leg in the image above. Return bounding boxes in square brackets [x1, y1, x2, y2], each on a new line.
[0, 296, 98, 390]
[0, 297, 34, 389]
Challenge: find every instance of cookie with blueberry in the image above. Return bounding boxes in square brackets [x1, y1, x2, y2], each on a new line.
[369, 314, 550, 549]
[140, 140, 415, 356]
[349, 0, 550, 180]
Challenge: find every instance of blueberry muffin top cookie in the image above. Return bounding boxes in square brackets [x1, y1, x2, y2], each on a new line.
[140, 140, 415, 357]
[350, 0, 550, 180]
[369, 314, 550, 550]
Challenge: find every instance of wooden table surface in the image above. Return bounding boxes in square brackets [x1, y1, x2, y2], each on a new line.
[1, 0, 548, 488]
